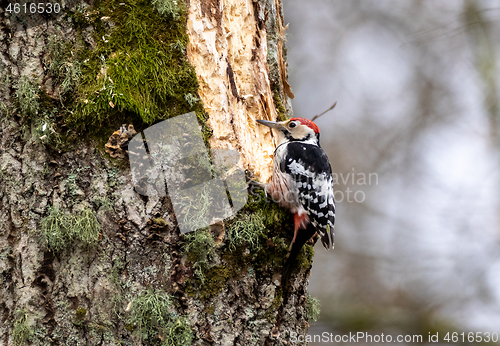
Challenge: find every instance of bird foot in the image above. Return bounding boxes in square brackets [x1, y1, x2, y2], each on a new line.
[248, 179, 266, 189]
[306, 233, 319, 245]
[245, 170, 268, 192]
[244, 169, 257, 182]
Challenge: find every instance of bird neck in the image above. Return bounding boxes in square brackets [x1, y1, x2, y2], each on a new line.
[280, 133, 320, 147]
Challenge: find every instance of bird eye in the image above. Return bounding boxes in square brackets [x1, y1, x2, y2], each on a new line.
[289, 122, 297, 128]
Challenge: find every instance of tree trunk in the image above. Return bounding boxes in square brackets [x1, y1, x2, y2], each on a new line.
[0, 0, 316, 345]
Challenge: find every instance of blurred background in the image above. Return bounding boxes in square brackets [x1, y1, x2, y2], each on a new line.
[283, 0, 500, 344]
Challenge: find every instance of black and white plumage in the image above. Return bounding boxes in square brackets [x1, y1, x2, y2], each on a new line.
[256, 117, 335, 285]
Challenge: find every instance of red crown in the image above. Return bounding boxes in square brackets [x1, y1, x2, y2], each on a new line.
[290, 118, 320, 134]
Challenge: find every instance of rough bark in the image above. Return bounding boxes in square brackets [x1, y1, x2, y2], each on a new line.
[0, 1, 314, 345]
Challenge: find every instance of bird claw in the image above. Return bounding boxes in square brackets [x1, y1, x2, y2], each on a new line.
[244, 169, 256, 182]
[245, 170, 268, 190]
[247, 179, 265, 189]
[306, 233, 318, 245]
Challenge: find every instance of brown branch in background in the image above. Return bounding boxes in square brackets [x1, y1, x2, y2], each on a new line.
[311, 101, 337, 121]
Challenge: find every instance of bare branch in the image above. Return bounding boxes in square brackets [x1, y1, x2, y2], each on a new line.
[311, 101, 337, 121]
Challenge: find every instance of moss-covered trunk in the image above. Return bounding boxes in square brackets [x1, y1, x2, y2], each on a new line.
[0, 0, 316, 345]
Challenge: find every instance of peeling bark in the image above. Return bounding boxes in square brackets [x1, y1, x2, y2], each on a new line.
[186, 0, 295, 184]
[186, 0, 282, 182]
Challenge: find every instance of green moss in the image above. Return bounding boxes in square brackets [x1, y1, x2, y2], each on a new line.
[252, 235, 288, 270]
[1, 0, 213, 153]
[40, 207, 101, 252]
[304, 293, 320, 322]
[73, 307, 87, 327]
[128, 289, 193, 345]
[44, 35, 69, 74]
[4, 0, 214, 160]
[152, 218, 167, 226]
[76, 306, 87, 318]
[7, 0, 213, 153]
[184, 261, 239, 300]
[184, 232, 286, 301]
[198, 265, 231, 300]
[12, 309, 34, 346]
[273, 89, 288, 122]
[243, 190, 289, 228]
[68, 0, 204, 132]
[296, 243, 314, 270]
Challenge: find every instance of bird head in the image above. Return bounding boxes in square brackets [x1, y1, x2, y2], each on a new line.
[256, 117, 320, 145]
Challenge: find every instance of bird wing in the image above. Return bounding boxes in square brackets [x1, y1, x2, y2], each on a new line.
[282, 142, 335, 249]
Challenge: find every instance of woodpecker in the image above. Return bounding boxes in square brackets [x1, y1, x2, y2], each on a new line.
[256, 117, 335, 285]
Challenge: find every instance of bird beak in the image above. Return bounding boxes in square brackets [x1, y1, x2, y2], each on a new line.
[256, 119, 286, 131]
